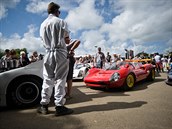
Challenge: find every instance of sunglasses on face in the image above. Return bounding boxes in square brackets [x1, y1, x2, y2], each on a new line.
[57, 10, 60, 14]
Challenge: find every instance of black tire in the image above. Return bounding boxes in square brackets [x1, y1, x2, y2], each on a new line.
[7, 77, 42, 108]
[123, 73, 135, 91]
[146, 69, 155, 81]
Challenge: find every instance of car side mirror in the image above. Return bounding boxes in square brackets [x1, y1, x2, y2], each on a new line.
[125, 64, 129, 68]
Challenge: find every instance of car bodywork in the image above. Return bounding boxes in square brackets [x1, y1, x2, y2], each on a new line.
[73, 63, 91, 80]
[0, 60, 43, 107]
[84, 61, 155, 90]
[165, 69, 172, 85]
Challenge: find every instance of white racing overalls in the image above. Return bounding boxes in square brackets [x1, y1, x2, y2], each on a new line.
[40, 14, 69, 106]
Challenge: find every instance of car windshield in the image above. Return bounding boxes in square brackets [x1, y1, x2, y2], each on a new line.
[75, 64, 84, 69]
[130, 62, 143, 69]
[105, 61, 126, 70]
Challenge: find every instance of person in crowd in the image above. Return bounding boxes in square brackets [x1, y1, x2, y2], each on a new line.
[29, 51, 39, 62]
[118, 54, 123, 61]
[19, 51, 30, 67]
[154, 53, 163, 72]
[37, 2, 73, 116]
[10, 49, 19, 68]
[65, 35, 80, 99]
[106, 52, 111, 63]
[78, 57, 84, 63]
[1, 49, 11, 60]
[88, 54, 93, 63]
[10, 49, 18, 59]
[94, 47, 105, 68]
[0, 49, 11, 70]
[38, 54, 44, 60]
[112, 53, 119, 62]
[83, 55, 90, 63]
[161, 55, 168, 71]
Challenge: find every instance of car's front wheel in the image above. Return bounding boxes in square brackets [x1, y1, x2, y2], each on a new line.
[123, 73, 135, 90]
[7, 77, 42, 108]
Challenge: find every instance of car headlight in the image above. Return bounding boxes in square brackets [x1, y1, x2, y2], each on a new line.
[110, 72, 120, 82]
[78, 70, 84, 77]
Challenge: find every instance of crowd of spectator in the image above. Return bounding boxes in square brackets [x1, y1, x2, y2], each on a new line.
[74, 50, 172, 73]
[0, 48, 172, 73]
[152, 53, 172, 72]
[74, 49, 124, 69]
[0, 49, 43, 72]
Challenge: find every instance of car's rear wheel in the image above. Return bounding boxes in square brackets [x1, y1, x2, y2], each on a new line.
[147, 69, 155, 81]
[7, 77, 42, 108]
[123, 74, 135, 90]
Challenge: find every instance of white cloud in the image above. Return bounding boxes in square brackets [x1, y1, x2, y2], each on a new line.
[25, 0, 80, 14]
[80, 30, 106, 53]
[19, 0, 172, 56]
[26, 1, 48, 14]
[97, 0, 172, 55]
[0, 0, 172, 57]
[0, 25, 44, 56]
[164, 39, 172, 54]
[0, 0, 20, 19]
[65, 0, 172, 56]
[65, 0, 104, 32]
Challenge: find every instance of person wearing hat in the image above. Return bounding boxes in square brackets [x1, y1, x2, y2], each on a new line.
[19, 51, 30, 67]
[37, 2, 73, 116]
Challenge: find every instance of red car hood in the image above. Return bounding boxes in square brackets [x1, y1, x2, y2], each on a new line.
[85, 69, 117, 81]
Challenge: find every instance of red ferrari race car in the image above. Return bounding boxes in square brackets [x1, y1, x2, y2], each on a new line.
[84, 61, 155, 90]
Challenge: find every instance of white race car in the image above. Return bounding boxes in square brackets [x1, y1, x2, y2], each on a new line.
[0, 60, 43, 108]
[73, 63, 91, 80]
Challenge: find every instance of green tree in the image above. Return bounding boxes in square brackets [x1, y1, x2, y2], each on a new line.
[136, 52, 149, 58]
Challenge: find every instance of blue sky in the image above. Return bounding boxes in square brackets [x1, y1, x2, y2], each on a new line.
[0, 0, 172, 57]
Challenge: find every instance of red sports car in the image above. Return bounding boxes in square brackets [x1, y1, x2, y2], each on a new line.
[84, 61, 155, 90]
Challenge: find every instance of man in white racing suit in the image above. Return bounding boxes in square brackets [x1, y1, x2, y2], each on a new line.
[37, 2, 73, 116]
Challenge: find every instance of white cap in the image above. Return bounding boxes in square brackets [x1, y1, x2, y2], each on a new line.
[20, 51, 25, 55]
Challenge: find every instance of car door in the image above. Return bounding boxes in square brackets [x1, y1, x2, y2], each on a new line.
[133, 62, 147, 81]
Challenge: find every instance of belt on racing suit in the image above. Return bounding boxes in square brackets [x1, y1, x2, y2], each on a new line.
[45, 47, 69, 59]
[45, 47, 61, 53]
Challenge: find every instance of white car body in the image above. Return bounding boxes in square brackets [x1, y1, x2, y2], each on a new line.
[73, 63, 91, 80]
[0, 60, 43, 107]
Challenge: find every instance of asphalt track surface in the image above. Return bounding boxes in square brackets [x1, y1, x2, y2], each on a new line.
[0, 72, 172, 129]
